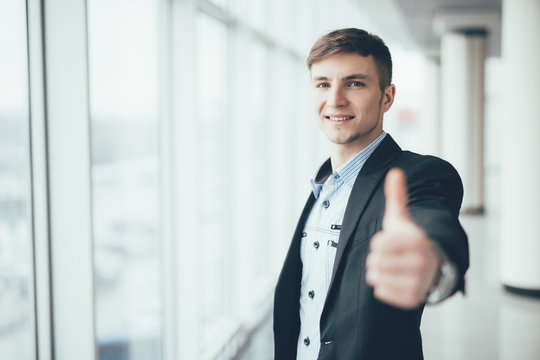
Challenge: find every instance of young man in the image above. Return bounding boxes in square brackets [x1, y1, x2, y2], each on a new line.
[273, 28, 469, 360]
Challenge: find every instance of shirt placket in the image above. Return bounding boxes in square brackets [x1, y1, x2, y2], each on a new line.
[299, 176, 342, 356]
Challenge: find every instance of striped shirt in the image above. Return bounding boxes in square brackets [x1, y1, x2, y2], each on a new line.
[296, 132, 387, 359]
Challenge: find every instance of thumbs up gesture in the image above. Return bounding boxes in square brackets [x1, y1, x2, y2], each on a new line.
[366, 168, 441, 309]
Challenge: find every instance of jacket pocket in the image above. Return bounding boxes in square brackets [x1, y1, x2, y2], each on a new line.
[348, 218, 380, 250]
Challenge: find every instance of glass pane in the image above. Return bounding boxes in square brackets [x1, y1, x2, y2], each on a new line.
[249, 0, 266, 30]
[0, 1, 34, 359]
[246, 39, 269, 283]
[270, 0, 294, 44]
[87, 1, 162, 359]
[196, 13, 230, 329]
[232, 35, 271, 309]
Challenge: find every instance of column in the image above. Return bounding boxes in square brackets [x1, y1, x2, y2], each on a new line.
[440, 30, 487, 213]
[500, 0, 540, 294]
[425, 56, 442, 157]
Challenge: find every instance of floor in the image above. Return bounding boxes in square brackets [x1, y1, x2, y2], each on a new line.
[421, 213, 540, 360]
[238, 202, 540, 359]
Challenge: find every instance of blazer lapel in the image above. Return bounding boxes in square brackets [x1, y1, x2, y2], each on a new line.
[328, 135, 402, 291]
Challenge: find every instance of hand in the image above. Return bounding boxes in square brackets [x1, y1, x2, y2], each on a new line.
[366, 168, 440, 309]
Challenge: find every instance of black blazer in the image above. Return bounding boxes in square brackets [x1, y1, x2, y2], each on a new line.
[273, 135, 469, 360]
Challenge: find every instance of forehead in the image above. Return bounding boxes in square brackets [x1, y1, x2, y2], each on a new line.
[310, 53, 379, 80]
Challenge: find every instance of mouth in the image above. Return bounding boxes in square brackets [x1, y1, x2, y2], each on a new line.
[325, 115, 355, 122]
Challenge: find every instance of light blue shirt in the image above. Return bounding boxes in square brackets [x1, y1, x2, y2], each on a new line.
[296, 132, 387, 359]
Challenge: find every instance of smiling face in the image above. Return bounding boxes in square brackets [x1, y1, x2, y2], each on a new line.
[311, 52, 395, 159]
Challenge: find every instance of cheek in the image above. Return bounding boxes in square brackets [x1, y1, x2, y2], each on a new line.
[362, 96, 382, 113]
[312, 93, 325, 113]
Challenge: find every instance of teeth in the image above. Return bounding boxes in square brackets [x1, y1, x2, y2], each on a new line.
[328, 116, 353, 121]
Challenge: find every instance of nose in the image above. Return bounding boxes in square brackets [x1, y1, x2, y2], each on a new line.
[327, 86, 348, 107]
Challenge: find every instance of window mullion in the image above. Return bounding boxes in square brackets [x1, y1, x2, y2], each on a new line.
[42, 0, 96, 359]
[27, 0, 53, 359]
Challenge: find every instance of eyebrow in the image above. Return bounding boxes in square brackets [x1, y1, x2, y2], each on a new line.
[312, 73, 370, 81]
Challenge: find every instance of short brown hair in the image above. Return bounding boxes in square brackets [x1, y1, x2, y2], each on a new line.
[307, 28, 393, 92]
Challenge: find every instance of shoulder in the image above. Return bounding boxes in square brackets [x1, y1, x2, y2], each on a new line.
[389, 151, 464, 216]
[393, 151, 461, 182]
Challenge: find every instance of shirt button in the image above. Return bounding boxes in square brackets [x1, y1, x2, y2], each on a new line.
[308, 290, 315, 299]
[304, 337, 310, 346]
[302, 231, 307, 237]
[313, 241, 320, 249]
[323, 200, 330, 208]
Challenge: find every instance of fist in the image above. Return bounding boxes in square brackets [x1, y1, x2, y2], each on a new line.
[366, 168, 440, 309]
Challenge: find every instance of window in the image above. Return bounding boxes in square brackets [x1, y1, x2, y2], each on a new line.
[87, 0, 163, 358]
[196, 11, 231, 333]
[8, 1, 360, 358]
[235, 37, 271, 293]
[0, 1, 34, 359]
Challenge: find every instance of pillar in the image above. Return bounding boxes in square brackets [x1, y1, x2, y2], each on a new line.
[440, 30, 487, 213]
[425, 56, 441, 157]
[500, 0, 540, 294]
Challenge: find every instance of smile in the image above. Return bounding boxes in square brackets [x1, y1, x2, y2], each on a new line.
[325, 115, 355, 121]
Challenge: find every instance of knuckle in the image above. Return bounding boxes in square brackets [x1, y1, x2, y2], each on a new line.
[410, 277, 422, 291]
[370, 253, 381, 267]
[371, 233, 387, 250]
[404, 293, 422, 308]
[366, 268, 379, 285]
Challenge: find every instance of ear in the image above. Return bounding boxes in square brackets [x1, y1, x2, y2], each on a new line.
[382, 84, 396, 113]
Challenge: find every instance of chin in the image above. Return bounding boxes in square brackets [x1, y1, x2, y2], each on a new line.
[329, 137, 354, 145]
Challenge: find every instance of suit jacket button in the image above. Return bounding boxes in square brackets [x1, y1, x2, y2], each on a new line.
[304, 337, 310, 346]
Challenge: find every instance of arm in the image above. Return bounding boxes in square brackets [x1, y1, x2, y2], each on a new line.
[365, 161, 469, 309]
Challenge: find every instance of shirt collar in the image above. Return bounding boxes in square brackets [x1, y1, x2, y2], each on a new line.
[310, 132, 387, 199]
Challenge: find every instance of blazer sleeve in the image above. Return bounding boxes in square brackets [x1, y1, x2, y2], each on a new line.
[397, 154, 470, 295]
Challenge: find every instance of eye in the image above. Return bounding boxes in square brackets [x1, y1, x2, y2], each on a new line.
[348, 81, 365, 87]
[316, 82, 330, 88]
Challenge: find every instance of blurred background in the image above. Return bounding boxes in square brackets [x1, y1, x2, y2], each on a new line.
[1, 0, 539, 359]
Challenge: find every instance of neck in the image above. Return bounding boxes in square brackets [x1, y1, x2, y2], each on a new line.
[330, 146, 361, 171]
[329, 131, 383, 171]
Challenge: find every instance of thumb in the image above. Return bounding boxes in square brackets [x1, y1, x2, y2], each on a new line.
[383, 168, 410, 228]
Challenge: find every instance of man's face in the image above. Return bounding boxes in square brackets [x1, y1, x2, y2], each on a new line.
[311, 52, 395, 153]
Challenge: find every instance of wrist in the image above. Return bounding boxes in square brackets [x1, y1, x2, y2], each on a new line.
[426, 243, 457, 304]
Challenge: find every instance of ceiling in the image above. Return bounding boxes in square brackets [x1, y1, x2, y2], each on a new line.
[366, 0, 502, 58]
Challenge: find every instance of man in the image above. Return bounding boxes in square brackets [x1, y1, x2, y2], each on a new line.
[273, 28, 469, 360]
